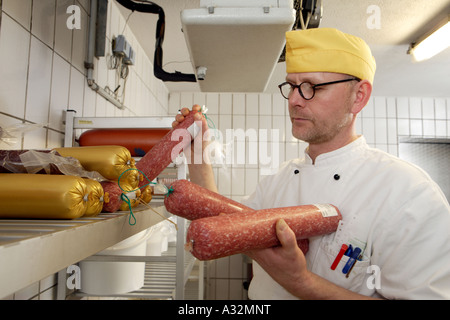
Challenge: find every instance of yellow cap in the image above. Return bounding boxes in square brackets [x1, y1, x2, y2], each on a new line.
[286, 28, 376, 84]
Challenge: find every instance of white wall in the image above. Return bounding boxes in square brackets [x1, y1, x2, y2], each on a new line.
[0, 0, 169, 152]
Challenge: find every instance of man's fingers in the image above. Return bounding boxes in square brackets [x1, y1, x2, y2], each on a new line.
[276, 219, 298, 250]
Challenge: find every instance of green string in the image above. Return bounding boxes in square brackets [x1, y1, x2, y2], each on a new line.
[118, 168, 157, 226]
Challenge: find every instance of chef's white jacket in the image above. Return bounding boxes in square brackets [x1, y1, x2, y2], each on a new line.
[242, 136, 450, 300]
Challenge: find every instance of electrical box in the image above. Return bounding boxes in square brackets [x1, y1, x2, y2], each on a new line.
[113, 35, 135, 65]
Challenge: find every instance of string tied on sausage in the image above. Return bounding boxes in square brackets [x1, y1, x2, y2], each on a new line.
[165, 186, 175, 197]
[118, 167, 171, 226]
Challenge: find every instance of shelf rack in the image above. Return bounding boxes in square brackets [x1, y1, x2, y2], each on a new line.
[0, 111, 201, 300]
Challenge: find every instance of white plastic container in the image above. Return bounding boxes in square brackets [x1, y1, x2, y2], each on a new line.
[146, 218, 178, 256]
[79, 229, 151, 295]
[146, 224, 163, 256]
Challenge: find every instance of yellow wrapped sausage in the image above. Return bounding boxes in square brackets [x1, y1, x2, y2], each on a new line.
[119, 189, 141, 211]
[83, 178, 104, 217]
[53, 146, 136, 181]
[0, 174, 88, 219]
[139, 185, 153, 204]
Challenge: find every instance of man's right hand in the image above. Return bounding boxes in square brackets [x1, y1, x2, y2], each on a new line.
[172, 104, 208, 134]
[171, 104, 218, 192]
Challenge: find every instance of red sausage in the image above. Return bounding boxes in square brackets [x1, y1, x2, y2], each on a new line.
[165, 179, 309, 254]
[101, 181, 123, 213]
[136, 110, 203, 185]
[164, 179, 251, 220]
[186, 204, 342, 260]
[79, 128, 171, 157]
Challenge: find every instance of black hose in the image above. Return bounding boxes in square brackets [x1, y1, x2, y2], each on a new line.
[115, 0, 197, 82]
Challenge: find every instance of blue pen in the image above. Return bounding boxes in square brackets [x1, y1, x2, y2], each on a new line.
[344, 244, 353, 257]
[342, 247, 362, 274]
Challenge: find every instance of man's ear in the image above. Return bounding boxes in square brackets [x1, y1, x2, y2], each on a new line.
[351, 80, 372, 115]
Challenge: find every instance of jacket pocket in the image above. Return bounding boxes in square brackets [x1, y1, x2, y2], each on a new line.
[310, 238, 373, 294]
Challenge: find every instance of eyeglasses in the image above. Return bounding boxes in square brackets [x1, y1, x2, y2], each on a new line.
[278, 78, 360, 100]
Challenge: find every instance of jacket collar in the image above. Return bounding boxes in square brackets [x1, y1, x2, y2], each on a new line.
[303, 136, 368, 166]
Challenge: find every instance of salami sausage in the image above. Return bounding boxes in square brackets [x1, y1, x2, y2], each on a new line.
[79, 128, 171, 157]
[186, 204, 341, 260]
[166, 179, 309, 254]
[100, 181, 123, 213]
[164, 179, 250, 220]
[136, 110, 203, 184]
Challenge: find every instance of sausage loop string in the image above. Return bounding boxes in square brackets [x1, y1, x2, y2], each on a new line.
[118, 168, 170, 226]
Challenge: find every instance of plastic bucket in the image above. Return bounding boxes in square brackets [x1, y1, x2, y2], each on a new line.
[79, 228, 151, 295]
[146, 219, 177, 256]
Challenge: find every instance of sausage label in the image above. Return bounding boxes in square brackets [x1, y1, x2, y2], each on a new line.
[314, 204, 339, 218]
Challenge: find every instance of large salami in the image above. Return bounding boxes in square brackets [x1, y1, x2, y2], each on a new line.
[186, 204, 342, 260]
[164, 179, 250, 220]
[165, 179, 309, 254]
[136, 110, 203, 185]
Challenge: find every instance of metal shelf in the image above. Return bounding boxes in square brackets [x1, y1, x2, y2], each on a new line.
[74, 243, 201, 300]
[0, 111, 199, 300]
[0, 207, 168, 299]
[63, 110, 198, 300]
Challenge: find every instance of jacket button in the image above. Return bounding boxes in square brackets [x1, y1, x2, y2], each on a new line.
[334, 174, 340, 180]
[294, 169, 300, 175]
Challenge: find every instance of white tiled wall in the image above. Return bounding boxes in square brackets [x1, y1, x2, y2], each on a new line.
[170, 92, 450, 299]
[0, 0, 169, 152]
[0, 0, 169, 299]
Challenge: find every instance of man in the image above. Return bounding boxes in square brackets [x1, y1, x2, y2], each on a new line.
[173, 28, 450, 299]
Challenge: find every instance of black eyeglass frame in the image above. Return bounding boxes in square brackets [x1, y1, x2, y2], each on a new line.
[278, 78, 361, 100]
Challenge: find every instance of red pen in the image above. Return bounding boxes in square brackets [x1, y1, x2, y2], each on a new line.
[330, 244, 348, 270]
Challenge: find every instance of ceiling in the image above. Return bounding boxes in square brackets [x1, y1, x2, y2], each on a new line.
[116, 0, 450, 97]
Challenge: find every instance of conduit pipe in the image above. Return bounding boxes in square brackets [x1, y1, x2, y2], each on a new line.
[85, 0, 126, 110]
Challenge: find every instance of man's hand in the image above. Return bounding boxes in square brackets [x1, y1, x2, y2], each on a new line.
[172, 104, 209, 134]
[172, 104, 217, 192]
[248, 219, 379, 300]
[247, 219, 309, 297]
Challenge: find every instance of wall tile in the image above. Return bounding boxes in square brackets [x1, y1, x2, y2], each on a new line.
[231, 93, 244, 115]
[49, 53, 70, 130]
[26, 36, 53, 124]
[3, 0, 32, 31]
[272, 93, 286, 116]
[435, 98, 447, 120]
[374, 97, 386, 118]
[410, 119, 423, 136]
[31, 0, 56, 48]
[54, 0, 73, 62]
[259, 93, 272, 115]
[397, 97, 409, 118]
[206, 93, 219, 115]
[409, 97, 422, 119]
[246, 94, 259, 115]
[0, 15, 30, 118]
[423, 119, 435, 137]
[71, 7, 88, 72]
[436, 120, 447, 137]
[422, 98, 435, 120]
[375, 118, 387, 145]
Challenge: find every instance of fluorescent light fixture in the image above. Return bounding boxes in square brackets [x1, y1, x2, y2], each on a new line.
[408, 15, 450, 62]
